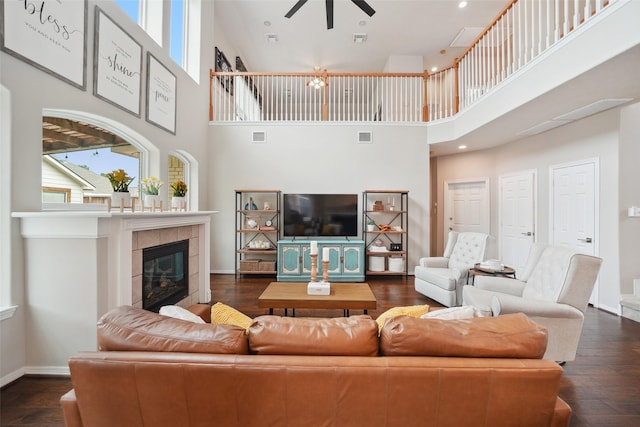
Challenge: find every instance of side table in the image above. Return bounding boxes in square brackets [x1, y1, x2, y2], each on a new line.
[467, 263, 516, 286]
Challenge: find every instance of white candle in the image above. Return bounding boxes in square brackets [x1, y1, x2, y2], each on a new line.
[310, 241, 318, 255]
[322, 247, 330, 260]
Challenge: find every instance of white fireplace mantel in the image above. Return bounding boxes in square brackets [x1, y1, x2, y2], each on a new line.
[12, 210, 217, 374]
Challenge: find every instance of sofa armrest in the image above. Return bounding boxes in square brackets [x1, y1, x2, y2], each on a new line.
[419, 257, 449, 268]
[61, 389, 84, 427]
[491, 294, 584, 319]
[474, 276, 526, 296]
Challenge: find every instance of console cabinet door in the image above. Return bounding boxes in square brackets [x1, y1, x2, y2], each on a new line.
[279, 244, 301, 276]
[342, 244, 363, 275]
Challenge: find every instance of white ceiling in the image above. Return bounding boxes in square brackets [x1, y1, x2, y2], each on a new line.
[215, 0, 640, 157]
[214, 0, 506, 73]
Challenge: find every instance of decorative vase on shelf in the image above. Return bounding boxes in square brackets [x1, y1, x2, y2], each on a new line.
[111, 192, 131, 208]
[244, 196, 258, 210]
[171, 196, 186, 210]
[144, 194, 162, 210]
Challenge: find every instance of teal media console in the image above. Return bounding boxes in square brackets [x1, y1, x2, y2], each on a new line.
[277, 239, 365, 282]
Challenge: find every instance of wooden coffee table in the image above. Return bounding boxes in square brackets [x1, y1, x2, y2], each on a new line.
[258, 282, 377, 317]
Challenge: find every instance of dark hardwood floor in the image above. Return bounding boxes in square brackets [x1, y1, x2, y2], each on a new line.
[2, 274, 639, 426]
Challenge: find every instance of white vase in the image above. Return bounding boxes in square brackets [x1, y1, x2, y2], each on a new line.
[144, 194, 162, 210]
[111, 192, 131, 209]
[171, 196, 186, 210]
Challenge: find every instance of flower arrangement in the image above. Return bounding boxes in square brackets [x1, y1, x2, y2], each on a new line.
[106, 169, 134, 192]
[140, 176, 163, 195]
[171, 180, 188, 197]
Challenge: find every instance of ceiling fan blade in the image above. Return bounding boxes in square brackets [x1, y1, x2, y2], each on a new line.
[350, 0, 376, 17]
[326, 0, 334, 29]
[285, 0, 309, 18]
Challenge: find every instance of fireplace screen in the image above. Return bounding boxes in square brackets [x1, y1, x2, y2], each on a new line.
[143, 239, 189, 312]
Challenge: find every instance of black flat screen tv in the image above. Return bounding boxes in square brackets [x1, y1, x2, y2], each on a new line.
[283, 194, 358, 237]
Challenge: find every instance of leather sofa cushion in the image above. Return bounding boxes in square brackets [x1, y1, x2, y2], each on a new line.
[249, 315, 379, 356]
[97, 305, 249, 354]
[379, 312, 547, 358]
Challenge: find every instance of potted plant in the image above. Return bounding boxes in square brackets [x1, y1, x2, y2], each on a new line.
[170, 180, 188, 210]
[106, 168, 134, 208]
[141, 176, 163, 209]
[367, 218, 377, 232]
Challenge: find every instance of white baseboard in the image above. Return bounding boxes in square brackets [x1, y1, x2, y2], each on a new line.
[24, 365, 70, 377]
[1, 367, 25, 388]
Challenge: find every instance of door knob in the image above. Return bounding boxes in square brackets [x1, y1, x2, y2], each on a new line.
[578, 237, 593, 243]
[521, 232, 533, 236]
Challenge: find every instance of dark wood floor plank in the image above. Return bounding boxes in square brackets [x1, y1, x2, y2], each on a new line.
[2, 274, 639, 427]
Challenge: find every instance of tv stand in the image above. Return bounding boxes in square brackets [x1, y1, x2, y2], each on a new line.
[277, 239, 365, 282]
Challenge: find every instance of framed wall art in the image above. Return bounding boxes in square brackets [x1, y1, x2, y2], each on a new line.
[146, 52, 177, 134]
[93, 7, 142, 117]
[215, 46, 233, 95]
[0, 0, 87, 89]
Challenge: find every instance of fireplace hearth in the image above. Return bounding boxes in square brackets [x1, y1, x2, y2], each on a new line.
[143, 239, 189, 312]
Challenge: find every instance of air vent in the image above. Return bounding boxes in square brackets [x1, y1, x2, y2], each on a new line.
[252, 131, 267, 143]
[357, 131, 372, 144]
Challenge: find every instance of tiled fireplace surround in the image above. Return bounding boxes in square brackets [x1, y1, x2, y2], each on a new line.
[132, 226, 201, 309]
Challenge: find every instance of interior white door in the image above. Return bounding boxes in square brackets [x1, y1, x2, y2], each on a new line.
[550, 159, 599, 304]
[499, 171, 536, 276]
[443, 178, 490, 237]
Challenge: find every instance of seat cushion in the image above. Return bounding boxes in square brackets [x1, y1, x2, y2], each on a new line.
[414, 266, 461, 291]
[379, 313, 548, 358]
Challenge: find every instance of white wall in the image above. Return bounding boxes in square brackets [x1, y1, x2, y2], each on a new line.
[618, 103, 640, 296]
[0, 0, 215, 382]
[433, 106, 626, 313]
[209, 124, 430, 273]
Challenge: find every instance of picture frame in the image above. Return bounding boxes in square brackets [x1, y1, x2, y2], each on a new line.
[214, 46, 233, 95]
[93, 7, 142, 117]
[146, 52, 177, 134]
[0, 0, 87, 90]
[236, 56, 262, 106]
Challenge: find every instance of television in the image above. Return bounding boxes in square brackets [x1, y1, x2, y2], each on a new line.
[283, 194, 359, 237]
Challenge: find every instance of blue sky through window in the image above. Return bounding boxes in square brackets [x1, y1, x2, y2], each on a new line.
[52, 149, 140, 188]
[114, 0, 139, 24]
[170, 0, 184, 66]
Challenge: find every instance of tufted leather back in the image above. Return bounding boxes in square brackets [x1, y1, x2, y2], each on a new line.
[448, 232, 489, 270]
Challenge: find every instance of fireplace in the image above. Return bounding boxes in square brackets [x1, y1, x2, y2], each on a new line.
[143, 239, 189, 312]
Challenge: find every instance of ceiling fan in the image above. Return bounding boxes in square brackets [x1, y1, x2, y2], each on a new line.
[285, 0, 376, 30]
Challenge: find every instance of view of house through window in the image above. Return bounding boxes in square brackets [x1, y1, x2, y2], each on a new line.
[42, 117, 140, 205]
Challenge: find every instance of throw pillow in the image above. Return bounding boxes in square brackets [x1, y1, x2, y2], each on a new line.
[211, 302, 253, 332]
[159, 305, 206, 324]
[420, 305, 479, 320]
[376, 304, 430, 331]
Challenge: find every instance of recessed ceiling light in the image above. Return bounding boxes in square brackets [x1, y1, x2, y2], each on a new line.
[458, 145, 467, 150]
[359, 20, 367, 26]
[431, 66, 438, 72]
[263, 20, 271, 27]
[459, 1, 468, 8]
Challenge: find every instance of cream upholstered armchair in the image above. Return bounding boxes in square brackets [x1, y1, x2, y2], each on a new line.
[414, 231, 489, 307]
[463, 243, 602, 362]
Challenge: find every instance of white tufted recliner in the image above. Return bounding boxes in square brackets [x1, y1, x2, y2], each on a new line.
[414, 231, 489, 307]
[462, 243, 602, 362]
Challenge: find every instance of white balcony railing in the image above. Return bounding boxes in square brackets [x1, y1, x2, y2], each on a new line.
[210, 0, 615, 123]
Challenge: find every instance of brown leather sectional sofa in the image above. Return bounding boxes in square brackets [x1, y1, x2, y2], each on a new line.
[61, 305, 571, 427]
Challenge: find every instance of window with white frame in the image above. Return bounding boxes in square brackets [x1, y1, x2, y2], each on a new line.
[115, 0, 199, 80]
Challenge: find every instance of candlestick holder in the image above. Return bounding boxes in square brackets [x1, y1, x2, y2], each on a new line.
[310, 253, 318, 283]
[322, 260, 329, 283]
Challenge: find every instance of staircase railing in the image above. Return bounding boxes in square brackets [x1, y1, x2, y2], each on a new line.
[210, 0, 614, 123]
